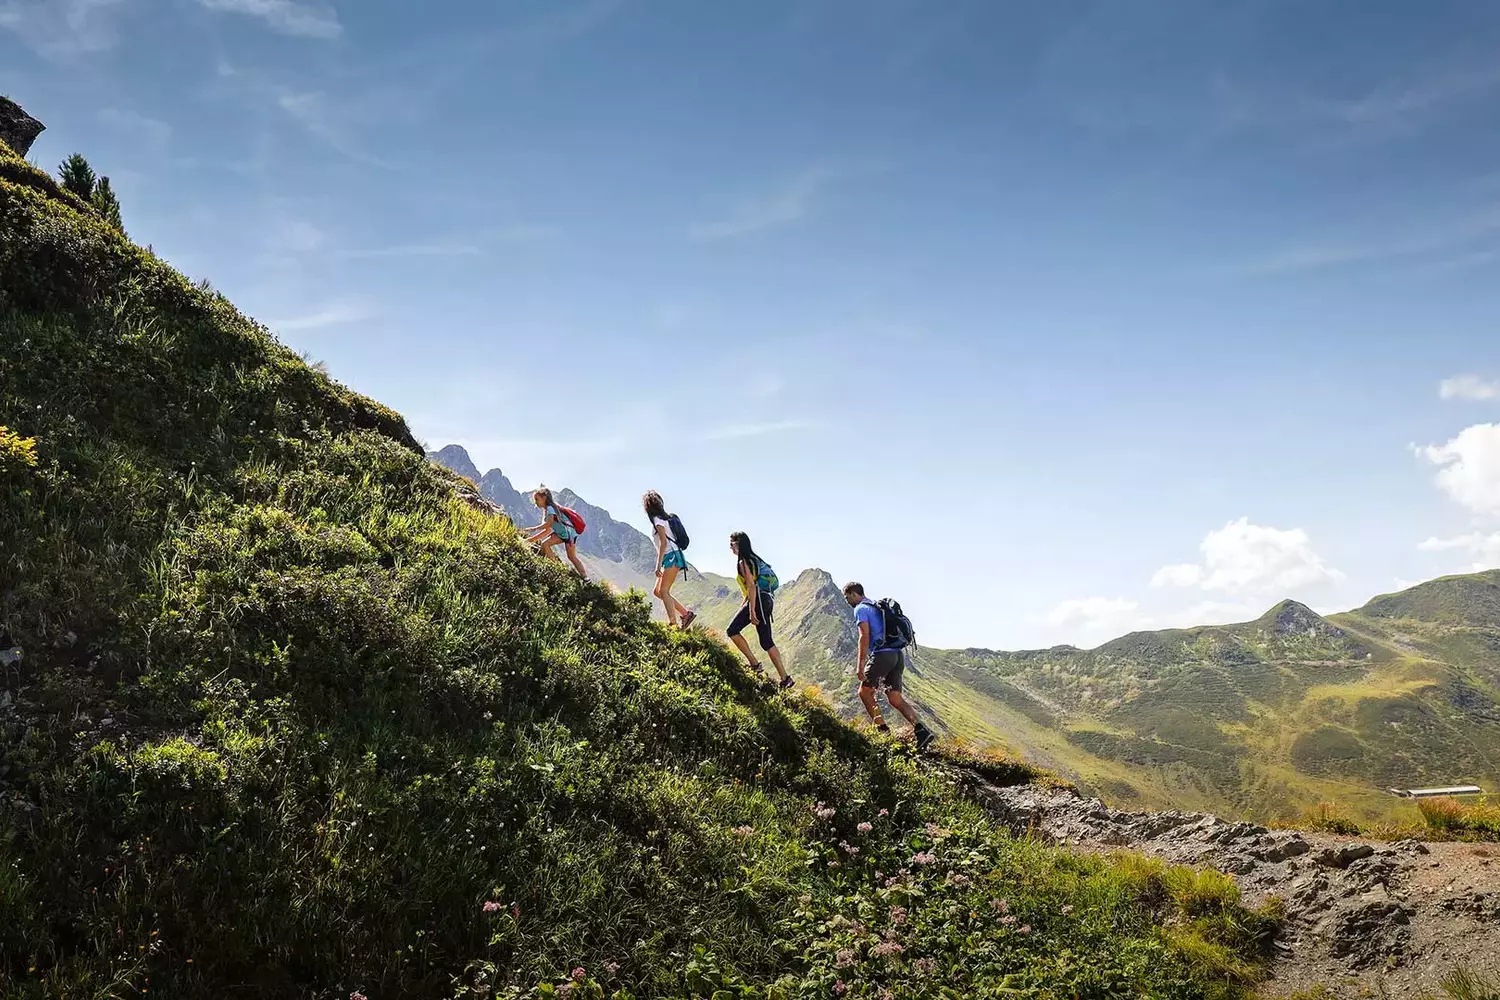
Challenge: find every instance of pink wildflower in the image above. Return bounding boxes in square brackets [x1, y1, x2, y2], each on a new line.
[857, 822, 872, 833]
[991, 898, 1009, 914]
[833, 981, 847, 996]
[571, 967, 587, 982]
[350, 993, 368, 1000]
[732, 825, 754, 837]
[872, 940, 905, 959]
[1018, 924, 1032, 935]
[605, 961, 620, 976]
[913, 957, 937, 976]
[1000, 914, 1017, 926]
[910, 851, 936, 865]
[482, 901, 503, 913]
[512, 903, 521, 920]
[835, 948, 856, 969]
[878, 808, 889, 817]
[889, 904, 908, 925]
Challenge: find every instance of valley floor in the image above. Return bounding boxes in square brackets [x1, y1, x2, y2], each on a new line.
[973, 783, 1500, 999]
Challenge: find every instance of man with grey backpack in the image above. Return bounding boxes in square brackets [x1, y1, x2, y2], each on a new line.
[842, 582, 935, 750]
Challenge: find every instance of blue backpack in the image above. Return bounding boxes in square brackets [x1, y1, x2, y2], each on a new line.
[666, 513, 690, 550]
[754, 557, 779, 594]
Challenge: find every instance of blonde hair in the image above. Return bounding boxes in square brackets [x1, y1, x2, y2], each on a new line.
[531, 487, 555, 509]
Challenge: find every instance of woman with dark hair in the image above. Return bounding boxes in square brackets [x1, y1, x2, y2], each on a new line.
[644, 490, 693, 628]
[727, 531, 792, 689]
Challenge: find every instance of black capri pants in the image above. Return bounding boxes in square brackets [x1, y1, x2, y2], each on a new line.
[727, 591, 776, 651]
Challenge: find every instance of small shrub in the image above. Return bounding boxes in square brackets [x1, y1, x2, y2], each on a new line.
[1419, 797, 1500, 840]
[1303, 801, 1362, 836]
[0, 425, 37, 471]
[1440, 968, 1500, 1000]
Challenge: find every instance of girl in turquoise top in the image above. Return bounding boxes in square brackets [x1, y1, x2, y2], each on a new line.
[521, 487, 588, 579]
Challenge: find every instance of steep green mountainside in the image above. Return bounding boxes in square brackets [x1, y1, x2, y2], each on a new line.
[0, 134, 1276, 997]
[433, 446, 1500, 825]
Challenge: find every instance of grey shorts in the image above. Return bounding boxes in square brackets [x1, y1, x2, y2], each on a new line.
[862, 648, 905, 692]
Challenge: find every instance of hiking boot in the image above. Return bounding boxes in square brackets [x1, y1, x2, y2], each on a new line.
[915, 725, 937, 751]
[778, 675, 795, 690]
[875, 722, 891, 735]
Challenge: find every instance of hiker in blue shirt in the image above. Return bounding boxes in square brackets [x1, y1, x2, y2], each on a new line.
[644, 490, 694, 629]
[844, 582, 935, 749]
[520, 487, 589, 580]
[727, 532, 793, 690]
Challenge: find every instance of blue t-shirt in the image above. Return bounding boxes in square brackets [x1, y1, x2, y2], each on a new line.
[856, 600, 885, 648]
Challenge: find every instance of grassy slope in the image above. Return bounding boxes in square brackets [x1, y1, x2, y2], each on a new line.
[0, 141, 1275, 998]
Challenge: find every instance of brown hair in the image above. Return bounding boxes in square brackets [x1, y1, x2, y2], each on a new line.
[843, 582, 866, 597]
[531, 487, 555, 509]
[643, 490, 667, 522]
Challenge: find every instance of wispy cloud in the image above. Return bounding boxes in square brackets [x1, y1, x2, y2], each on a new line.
[0, 0, 126, 57]
[196, 0, 341, 39]
[701, 419, 810, 441]
[691, 167, 839, 241]
[275, 90, 393, 166]
[1318, 63, 1500, 128]
[264, 218, 329, 258]
[267, 299, 375, 332]
[97, 107, 172, 147]
[337, 243, 482, 260]
[1242, 202, 1500, 277]
[1440, 374, 1500, 402]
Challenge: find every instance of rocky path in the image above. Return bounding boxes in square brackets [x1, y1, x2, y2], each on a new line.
[971, 782, 1500, 999]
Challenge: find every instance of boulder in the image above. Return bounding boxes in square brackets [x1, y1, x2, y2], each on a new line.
[0, 97, 45, 158]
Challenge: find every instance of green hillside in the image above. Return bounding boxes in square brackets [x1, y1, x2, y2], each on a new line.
[0, 132, 1279, 997]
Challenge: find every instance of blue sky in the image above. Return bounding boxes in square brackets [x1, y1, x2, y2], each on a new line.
[6, 0, 1500, 649]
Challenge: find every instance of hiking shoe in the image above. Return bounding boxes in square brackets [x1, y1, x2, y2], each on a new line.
[875, 722, 891, 735]
[915, 725, 937, 751]
[779, 675, 795, 690]
[680, 609, 697, 628]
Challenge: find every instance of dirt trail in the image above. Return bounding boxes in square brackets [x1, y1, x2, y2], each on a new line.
[970, 782, 1500, 999]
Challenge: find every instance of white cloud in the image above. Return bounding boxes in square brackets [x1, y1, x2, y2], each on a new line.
[701, 419, 810, 441]
[1151, 517, 1342, 595]
[0, 0, 126, 57]
[1045, 596, 1143, 633]
[1439, 375, 1500, 402]
[267, 299, 374, 331]
[97, 107, 172, 146]
[1417, 531, 1500, 573]
[196, 0, 340, 39]
[338, 243, 481, 259]
[691, 167, 836, 241]
[1417, 423, 1500, 516]
[267, 218, 329, 256]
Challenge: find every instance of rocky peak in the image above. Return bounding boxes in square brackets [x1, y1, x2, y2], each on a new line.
[427, 444, 479, 483]
[1262, 599, 1344, 639]
[0, 97, 44, 158]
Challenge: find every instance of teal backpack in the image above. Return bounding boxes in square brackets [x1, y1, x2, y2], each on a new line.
[754, 557, 779, 594]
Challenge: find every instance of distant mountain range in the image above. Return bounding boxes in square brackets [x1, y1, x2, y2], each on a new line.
[430, 445, 1500, 823]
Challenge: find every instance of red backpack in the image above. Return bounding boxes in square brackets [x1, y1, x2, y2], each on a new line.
[559, 506, 586, 535]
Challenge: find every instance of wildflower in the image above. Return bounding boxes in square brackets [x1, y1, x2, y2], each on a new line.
[878, 808, 889, 817]
[350, 993, 368, 1000]
[512, 903, 521, 920]
[913, 957, 937, 976]
[872, 940, 904, 959]
[991, 898, 1009, 914]
[571, 968, 587, 982]
[833, 981, 847, 996]
[1018, 924, 1032, 935]
[732, 825, 754, 837]
[910, 851, 936, 865]
[482, 901, 503, 913]
[857, 822, 872, 833]
[924, 822, 948, 839]
[1061, 904, 1074, 915]
[816, 806, 836, 820]
[605, 962, 620, 976]
[799, 894, 813, 906]
[889, 905, 908, 925]
[828, 859, 841, 868]
[835, 949, 856, 969]
[1000, 915, 1017, 926]
[945, 872, 970, 887]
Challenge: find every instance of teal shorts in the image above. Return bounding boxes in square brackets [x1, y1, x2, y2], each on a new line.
[660, 549, 687, 571]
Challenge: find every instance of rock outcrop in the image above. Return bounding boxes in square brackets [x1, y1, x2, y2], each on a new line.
[0, 98, 44, 158]
[969, 781, 1500, 997]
